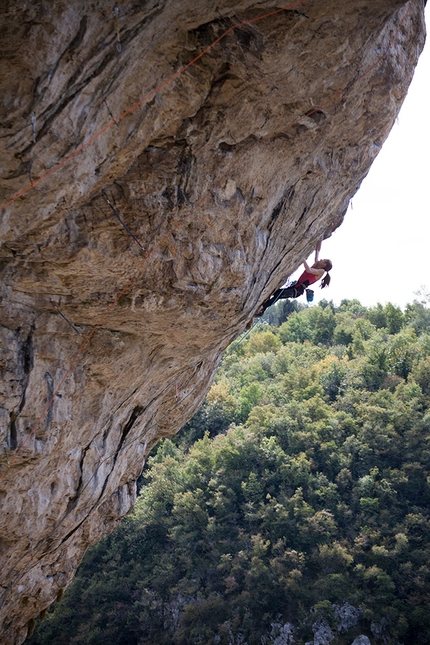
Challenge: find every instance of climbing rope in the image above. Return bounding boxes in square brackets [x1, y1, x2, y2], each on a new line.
[0, 0, 310, 213]
[101, 190, 146, 252]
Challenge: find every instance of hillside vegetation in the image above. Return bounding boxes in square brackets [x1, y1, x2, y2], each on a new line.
[29, 298, 430, 645]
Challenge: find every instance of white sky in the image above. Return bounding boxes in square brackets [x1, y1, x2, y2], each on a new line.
[293, 4, 429, 310]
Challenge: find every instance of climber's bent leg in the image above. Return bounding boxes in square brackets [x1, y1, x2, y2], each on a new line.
[273, 287, 297, 300]
[256, 286, 299, 317]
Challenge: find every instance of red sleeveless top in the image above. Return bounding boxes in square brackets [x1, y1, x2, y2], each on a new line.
[296, 269, 318, 287]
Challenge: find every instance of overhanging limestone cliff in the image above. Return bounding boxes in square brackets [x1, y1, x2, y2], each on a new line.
[0, 1, 426, 642]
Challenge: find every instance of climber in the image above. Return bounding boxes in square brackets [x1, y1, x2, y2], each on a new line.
[255, 241, 332, 316]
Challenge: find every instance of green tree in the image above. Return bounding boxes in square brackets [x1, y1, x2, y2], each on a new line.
[30, 299, 430, 645]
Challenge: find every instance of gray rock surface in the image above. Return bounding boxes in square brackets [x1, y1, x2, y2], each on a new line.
[0, 1, 426, 643]
[310, 618, 334, 645]
[351, 636, 371, 645]
[334, 602, 362, 633]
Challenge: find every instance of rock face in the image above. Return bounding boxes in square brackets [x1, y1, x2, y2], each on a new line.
[0, 1, 425, 642]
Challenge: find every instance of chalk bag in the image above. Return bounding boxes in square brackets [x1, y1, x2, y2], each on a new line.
[306, 289, 314, 303]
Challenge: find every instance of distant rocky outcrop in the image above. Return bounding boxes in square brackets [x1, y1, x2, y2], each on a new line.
[0, 1, 425, 643]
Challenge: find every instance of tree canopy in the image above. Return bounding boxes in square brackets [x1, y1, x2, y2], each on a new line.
[29, 299, 430, 645]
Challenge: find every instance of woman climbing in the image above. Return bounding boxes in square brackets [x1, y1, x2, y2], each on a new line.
[255, 241, 332, 316]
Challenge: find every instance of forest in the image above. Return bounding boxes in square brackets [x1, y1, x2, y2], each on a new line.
[28, 297, 430, 645]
